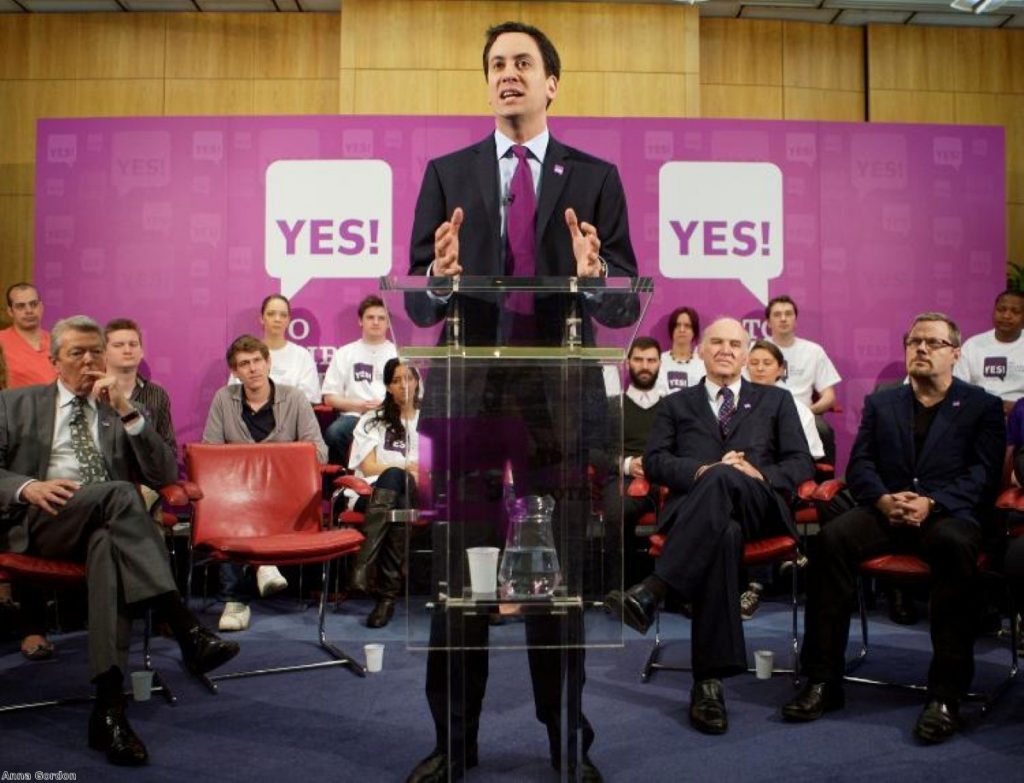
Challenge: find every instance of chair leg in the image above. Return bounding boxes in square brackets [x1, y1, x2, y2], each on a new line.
[143, 609, 176, 705]
[640, 606, 665, 682]
[845, 575, 870, 674]
[790, 550, 800, 683]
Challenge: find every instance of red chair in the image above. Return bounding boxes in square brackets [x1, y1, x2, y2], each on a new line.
[638, 525, 801, 683]
[0, 554, 173, 712]
[182, 442, 366, 691]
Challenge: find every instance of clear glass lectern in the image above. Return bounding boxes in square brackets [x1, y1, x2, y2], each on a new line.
[380, 275, 653, 781]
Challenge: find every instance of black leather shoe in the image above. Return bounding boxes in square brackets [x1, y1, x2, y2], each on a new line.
[88, 703, 149, 766]
[182, 625, 240, 676]
[405, 746, 478, 783]
[689, 678, 728, 735]
[604, 584, 657, 635]
[781, 681, 845, 722]
[914, 699, 959, 744]
[887, 586, 919, 626]
[367, 598, 395, 628]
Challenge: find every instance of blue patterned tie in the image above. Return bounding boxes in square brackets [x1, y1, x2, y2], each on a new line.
[70, 397, 110, 484]
[718, 387, 735, 438]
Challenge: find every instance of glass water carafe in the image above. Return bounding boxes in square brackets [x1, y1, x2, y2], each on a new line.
[498, 495, 561, 598]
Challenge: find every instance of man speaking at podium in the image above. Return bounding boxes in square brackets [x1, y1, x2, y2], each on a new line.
[405, 21, 637, 783]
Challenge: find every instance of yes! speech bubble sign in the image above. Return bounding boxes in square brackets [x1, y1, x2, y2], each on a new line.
[659, 162, 783, 304]
[265, 159, 392, 298]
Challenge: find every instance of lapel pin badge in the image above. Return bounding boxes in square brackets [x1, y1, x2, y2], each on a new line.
[743, 403, 751, 409]
[952, 400, 961, 407]
[553, 164, 564, 176]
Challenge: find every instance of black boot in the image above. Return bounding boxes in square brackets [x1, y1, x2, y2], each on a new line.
[349, 487, 398, 594]
[368, 520, 407, 628]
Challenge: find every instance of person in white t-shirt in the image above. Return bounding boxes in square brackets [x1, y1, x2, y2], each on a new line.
[346, 358, 421, 629]
[228, 294, 321, 403]
[954, 288, 1024, 415]
[656, 305, 704, 396]
[322, 295, 398, 464]
[765, 295, 841, 464]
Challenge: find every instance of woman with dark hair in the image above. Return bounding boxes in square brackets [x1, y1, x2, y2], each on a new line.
[228, 294, 321, 403]
[658, 305, 704, 396]
[747, 340, 824, 460]
[346, 357, 421, 628]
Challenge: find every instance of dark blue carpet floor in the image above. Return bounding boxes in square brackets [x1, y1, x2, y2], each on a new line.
[3, 597, 1022, 781]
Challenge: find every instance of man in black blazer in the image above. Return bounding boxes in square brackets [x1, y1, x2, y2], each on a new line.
[0, 316, 238, 765]
[405, 21, 637, 783]
[782, 312, 1005, 744]
[606, 317, 814, 735]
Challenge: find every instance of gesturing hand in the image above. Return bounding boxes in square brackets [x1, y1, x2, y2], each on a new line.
[565, 208, 602, 278]
[433, 207, 464, 277]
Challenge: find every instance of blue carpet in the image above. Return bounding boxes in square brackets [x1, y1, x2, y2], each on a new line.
[2, 597, 1022, 781]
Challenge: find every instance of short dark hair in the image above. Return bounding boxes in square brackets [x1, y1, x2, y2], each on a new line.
[226, 334, 269, 368]
[667, 306, 701, 343]
[260, 294, 290, 316]
[628, 336, 661, 357]
[907, 312, 961, 348]
[765, 295, 798, 320]
[6, 282, 38, 307]
[358, 295, 386, 319]
[104, 317, 142, 343]
[749, 339, 785, 366]
[995, 289, 1024, 307]
[482, 21, 561, 81]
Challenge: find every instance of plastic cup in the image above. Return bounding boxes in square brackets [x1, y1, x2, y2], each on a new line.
[754, 649, 773, 680]
[364, 643, 384, 673]
[466, 546, 499, 594]
[131, 670, 154, 701]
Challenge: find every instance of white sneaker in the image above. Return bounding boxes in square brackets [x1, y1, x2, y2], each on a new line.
[740, 582, 763, 621]
[218, 601, 251, 632]
[256, 565, 288, 597]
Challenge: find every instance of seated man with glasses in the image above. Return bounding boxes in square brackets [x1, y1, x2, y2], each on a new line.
[782, 312, 1005, 745]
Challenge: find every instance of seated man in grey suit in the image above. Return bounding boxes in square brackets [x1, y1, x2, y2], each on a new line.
[606, 317, 813, 735]
[782, 312, 1004, 744]
[0, 315, 239, 766]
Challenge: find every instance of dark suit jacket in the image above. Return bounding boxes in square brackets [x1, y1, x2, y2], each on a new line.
[0, 383, 178, 552]
[406, 134, 638, 345]
[847, 378, 1005, 527]
[644, 379, 814, 536]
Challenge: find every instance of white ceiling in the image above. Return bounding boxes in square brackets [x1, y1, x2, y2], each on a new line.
[0, 0, 1019, 29]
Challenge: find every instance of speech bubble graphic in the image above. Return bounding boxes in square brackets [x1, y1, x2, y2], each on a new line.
[44, 216, 74, 248]
[142, 201, 172, 234]
[659, 161, 783, 304]
[266, 159, 393, 299]
[111, 131, 170, 196]
[932, 216, 963, 249]
[933, 137, 962, 172]
[851, 133, 907, 198]
[644, 131, 674, 161]
[786, 133, 816, 166]
[47, 134, 77, 167]
[193, 131, 223, 163]
[190, 213, 222, 247]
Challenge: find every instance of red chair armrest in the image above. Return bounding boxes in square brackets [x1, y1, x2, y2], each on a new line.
[160, 481, 202, 506]
[333, 475, 373, 495]
[797, 480, 817, 501]
[812, 479, 846, 502]
[627, 477, 651, 498]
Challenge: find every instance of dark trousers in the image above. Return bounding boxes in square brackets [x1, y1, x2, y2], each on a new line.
[799, 506, 981, 701]
[27, 481, 177, 678]
[654, 465, 788, 680]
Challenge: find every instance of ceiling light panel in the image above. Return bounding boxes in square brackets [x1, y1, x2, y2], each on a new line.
[740, 5, 841, 20]
[21, 0, 123, 9]
[909, 9, 1011, 21]
[832, 8, 915, 22]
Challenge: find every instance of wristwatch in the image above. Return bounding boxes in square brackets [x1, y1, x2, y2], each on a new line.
[120, 408, 141, 425]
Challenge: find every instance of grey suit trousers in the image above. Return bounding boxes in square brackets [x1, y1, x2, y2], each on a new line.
[27, 480, 176, 678]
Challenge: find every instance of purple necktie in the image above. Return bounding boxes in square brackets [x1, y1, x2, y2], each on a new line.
[506, 145, 536, 277]
[718, 387, 735, 437]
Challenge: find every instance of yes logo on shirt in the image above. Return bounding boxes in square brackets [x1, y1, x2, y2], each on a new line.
[384, 430, 407, 455]
[983, 357, 1008, 381]
[353, 362, 373, 383]
[667, 371, 689, 389]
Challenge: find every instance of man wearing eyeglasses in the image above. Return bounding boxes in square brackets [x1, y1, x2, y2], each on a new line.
[0, 282, 57, 388]
[782, 312, 1005, 745]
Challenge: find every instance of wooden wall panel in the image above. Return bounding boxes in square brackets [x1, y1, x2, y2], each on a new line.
[783, 22, 863, 91]
[437, 70, 490, 115]
[255, 12, 339, 79]
[349, 70, 438, 115]
[868, 25, 957, 93]
[0, 195, 35, 320]
[701, 19, 782, 87]
[73, 80, 166, 117]
[165, 13, 257, 79]
[869, 89, 956, 123]
[783, 88, 863, 122]
[954, 29, 1024, 95]
[164, 79, 255, 115]
[701, 84, 783, 120]
[341, 0, 437, 70]
[0, 81, 71, 194]
[76, 14, 166, 79]
[0, 15, 80, 80]
[955, 93, 1024, 204]
[253, 79, 338, 115]
[603, 73, 690, 118]
[434, 1, 519, 71]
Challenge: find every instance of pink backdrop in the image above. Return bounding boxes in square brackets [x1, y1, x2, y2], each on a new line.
[35, 116, 1006, 470]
